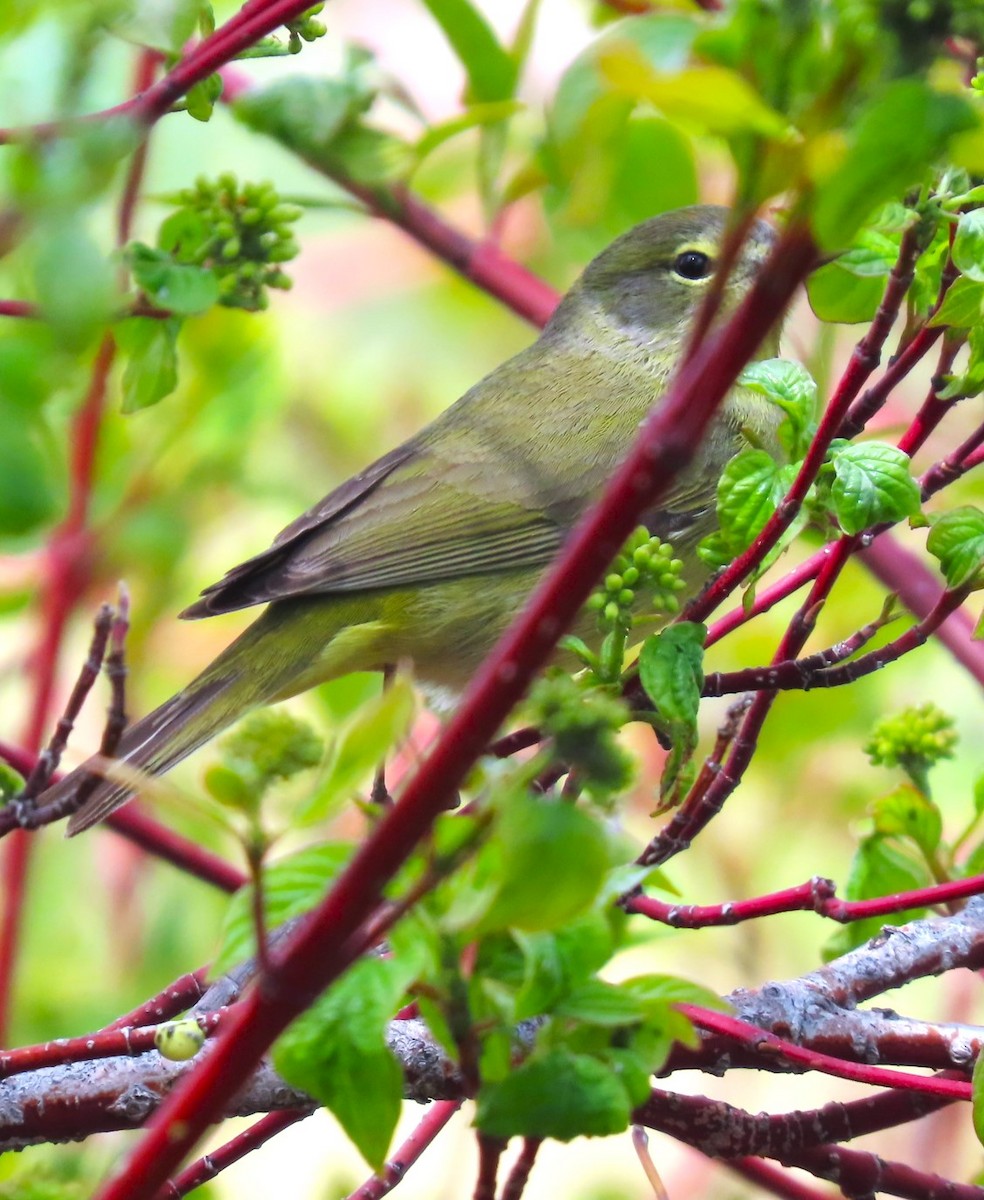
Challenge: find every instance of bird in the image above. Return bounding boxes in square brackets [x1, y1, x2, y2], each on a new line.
[42, 204, 781, 835]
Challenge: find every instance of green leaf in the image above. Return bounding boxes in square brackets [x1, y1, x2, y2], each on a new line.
[829, 443, 921, 535]
[322, 124, 412, 188]
[740, 358, 817, 423]
[638, 623, 706, 729]
[638, 623, 706, 806]
[512, 932, 567, 1021]
[415, 101, 524, 163]
[421, 0, 517, 102]
[812, 82, 977, 249]
[273, 955, 413, 1169]
[938, 323, 984, 399]
[926, 507, 984, 590]
[974, 774, 984, 819]
[0, 761, 25, 804]
[0, 407, 57, 537]
[544, 16, 698, 246]
[553, 978, 646, 1026]
[34, 220, 116, 351]
[513, 913, 616, 1020]
[234, 76, 412, 189]
[600, 48, 788, 139]
[871, 784, 943, 857]
[299, 675, 416, 823]
[953, 209, 984, 282]
[128, 244, 219, 315]
[739, 358, 817, 459]
[545, 111, 697, 247]
[474, 795, 611, 934]
[714, 448, 788, 552]
[475, 1048, 631, 1140]
[929, 275, 984, 328]
[972, 1047, 984, 1148]
[618, 973, 728, 1014]
[184, 74, 220, 123]
[213, 843, 351, 973]
[234, 76, 373, 158]
[834, 229, 903, 278]
[806, 260, 886, 324]
[118, 317, 181, 413]
[549, 15, 697, 149]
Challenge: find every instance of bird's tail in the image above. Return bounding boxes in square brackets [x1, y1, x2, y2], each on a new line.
[39, 597, 376, 836]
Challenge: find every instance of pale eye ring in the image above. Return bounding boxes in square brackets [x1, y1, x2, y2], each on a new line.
[673, 250, 714, 280]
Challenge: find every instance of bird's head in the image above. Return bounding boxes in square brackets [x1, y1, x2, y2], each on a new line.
[553, 205, 777, 359]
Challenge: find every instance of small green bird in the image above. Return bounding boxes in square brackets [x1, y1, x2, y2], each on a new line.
[48, 204, 781, 834]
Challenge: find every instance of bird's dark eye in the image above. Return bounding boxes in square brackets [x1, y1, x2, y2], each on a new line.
[672, 250, 714, 280]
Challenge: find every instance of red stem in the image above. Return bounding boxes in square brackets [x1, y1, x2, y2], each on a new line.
[702, 584, 969, 695]
[676, 1005, 971, 1102]
[0, 335, 116, 1041]
[101, 968, 211, 1031]
[0, 300, 37, 318]
[627, 871, 984, 928]
[727, 1158, 832, 1200]
[0, 1010, 224, 1080]
[345, 1101, 462, 1200]
[159, 1108, 312, 1199]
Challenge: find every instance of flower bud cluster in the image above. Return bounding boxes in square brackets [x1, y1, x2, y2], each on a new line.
[865, 702, 957, 772]
[168, 174, 303, 310]
[285, 3, 327, 53]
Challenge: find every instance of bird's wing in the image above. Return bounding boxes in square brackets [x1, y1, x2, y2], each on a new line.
[181, 441, 567, 617]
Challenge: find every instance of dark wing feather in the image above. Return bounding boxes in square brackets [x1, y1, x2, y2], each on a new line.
[182, 443, 416, 617]
[181, 440, 566, 618]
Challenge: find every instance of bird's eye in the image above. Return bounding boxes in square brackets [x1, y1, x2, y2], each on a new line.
[672, 250, 714, 281]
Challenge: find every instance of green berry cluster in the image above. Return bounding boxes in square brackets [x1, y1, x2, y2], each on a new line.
[285, 4, 327, 53]
[530, 673, 634, 795]
[160, 175, 302, 311]
[865, 703, 957, 784]
[586, 529, 686, 633]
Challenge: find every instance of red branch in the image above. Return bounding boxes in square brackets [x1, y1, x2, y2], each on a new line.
[101, 969, 211, 1032]
[0, 300, 37, 318]
[676, 1005, 971, 1102]
[0, 336, 116, 1042]
[626, 872, 984, 928]
[727, 1158, 831, 1200]
[701, 584, 970, 695]
[346, 1101, 462, 1200]
[778, 1141, 984, 1200]
[0, 1010, 224, 1080]
[160, 1108, 312, 1198]
[499, 1138, 543, 1200]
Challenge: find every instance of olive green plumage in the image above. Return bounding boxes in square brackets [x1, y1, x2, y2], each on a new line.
[49, 204, 781, 834]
